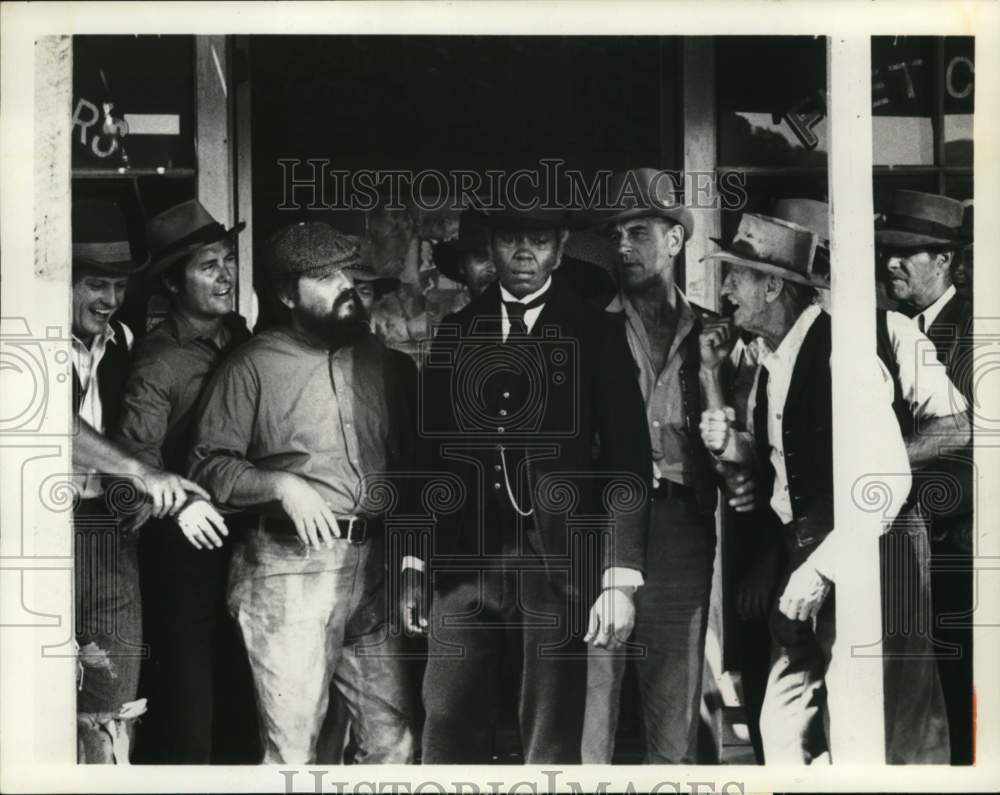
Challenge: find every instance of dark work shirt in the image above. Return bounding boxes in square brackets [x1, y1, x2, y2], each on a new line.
[188, 326, 414, 518]
[115, 312, 250, 473]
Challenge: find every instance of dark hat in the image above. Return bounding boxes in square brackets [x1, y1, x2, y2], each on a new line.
[343, 260, 402, 298]
[478, 206, 579, 232]
[145, 199, 245, 279]
[959, 201, 973, 247]
[704, 213, 828, 289]
[72, 199, 148, 275]
[564, 228, 617, 272]
[772, 199, 830, 246]
[596, 168, 695, 240]
[875, 189, 964, 250]
[263, 222, 363, 279]
[432, 210, 492, 284]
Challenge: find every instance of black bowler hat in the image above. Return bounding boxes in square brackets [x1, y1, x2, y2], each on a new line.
[145, 200, 245, 279]
[875, 190, 964, 250]
[72, 199, 148, 275]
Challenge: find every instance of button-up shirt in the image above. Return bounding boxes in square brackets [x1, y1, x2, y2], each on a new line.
[755, 304, 822, 524]
[605, 286, 700, 487]
[914, 284, 956, 333]
[188, 327, 391, 517]
[499, 277, 552, 341]
[115, 312, 250, 473]
[884, 308, 967, 419]
[72, 321, 133, 498]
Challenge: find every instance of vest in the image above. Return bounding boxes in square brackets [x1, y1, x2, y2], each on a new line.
[71, 318, 131, 433]
[753, 311, 834, 549]
[875, 309, 914, 438]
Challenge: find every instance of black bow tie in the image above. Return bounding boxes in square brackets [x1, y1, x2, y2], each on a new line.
[503, 288, 552, 338]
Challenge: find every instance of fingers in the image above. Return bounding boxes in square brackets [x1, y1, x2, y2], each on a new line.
[320, 504, 341, 540]
[314, 513, 335, 549]
[199, 519, 224, 549]
[583, 606, 600, 645]
[148, 480, 166, 518]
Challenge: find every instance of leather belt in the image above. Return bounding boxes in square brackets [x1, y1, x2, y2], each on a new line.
[651, 478, 698, 503]
[261, 515, 381, 545]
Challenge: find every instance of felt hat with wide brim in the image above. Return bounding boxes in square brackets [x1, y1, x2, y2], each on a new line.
[874, 189, 964, 250]
[594, 167, 695, 240]
[703, 213, 829, 289]
[72, 198, 149, 275]
[478, 206, 582, 232]
[145, 199, 245, 280]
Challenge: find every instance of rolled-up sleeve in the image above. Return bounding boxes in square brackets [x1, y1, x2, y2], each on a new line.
[886, 310, 968, 419]
[187, 354, 260, 506]
[114, 356, 172, 470]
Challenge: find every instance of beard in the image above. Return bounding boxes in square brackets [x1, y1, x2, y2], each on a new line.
[295, 289, 370, 349]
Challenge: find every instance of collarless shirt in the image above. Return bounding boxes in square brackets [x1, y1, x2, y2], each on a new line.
[499, 277, 552, 342]
[755, 303, 822, 524]
[115, 312, 249, 473]
[605, 286, 700, 487]
[914, 284, 956, 333]
[72, 320, 133, 498]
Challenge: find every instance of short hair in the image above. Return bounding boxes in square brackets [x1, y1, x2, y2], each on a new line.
[781, 278, 819, 313]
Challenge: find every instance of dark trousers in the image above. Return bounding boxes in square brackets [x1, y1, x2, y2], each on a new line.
[422, 561, 588, 764]
[581, 496, 715, 763]
[138, 519, 257, 764]
[930, 514, 974, 765]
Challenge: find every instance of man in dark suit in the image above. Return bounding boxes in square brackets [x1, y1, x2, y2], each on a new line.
[877, 189, 975, 764]
[402, 206, 651, 763]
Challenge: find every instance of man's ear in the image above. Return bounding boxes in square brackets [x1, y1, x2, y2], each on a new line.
[936, 250, 954, 272]
[666, 222, 686, 257]
[763, 274, 784, 304]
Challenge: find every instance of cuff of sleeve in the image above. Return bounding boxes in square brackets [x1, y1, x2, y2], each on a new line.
[602, 566, 644, 590]
[806, 535, 838, 582]
[402, 555, 425, 573]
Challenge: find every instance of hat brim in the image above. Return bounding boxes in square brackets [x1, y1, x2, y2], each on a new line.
[596, 206, 694, 240]
[874, 229, 958, 250]
[146, 220, 246, 281]
[479, 209, 583, 231]
[702, 242, 829, 290]
[73, 255, 151, 277]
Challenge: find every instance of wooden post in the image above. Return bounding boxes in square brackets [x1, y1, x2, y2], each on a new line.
[234, 36, 256, 327]
[827, 35, 886, 763]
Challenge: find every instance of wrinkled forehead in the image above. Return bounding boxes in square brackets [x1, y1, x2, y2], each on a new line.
[193, 238, 235, 261]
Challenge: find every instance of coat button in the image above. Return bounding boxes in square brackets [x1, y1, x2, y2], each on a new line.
[499, 409, 508, 417]
[494, 482, 502, 490]
[494, 464, 502, 472]
[498, 426, 505, 433]
[503, 391, 511, 399]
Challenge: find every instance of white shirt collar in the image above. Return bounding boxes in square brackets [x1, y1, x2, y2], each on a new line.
[760, 303, 822, 373]
[499, 276, 553, 305]
[915, 284, 956, 331]
[72, 320, 118, 354]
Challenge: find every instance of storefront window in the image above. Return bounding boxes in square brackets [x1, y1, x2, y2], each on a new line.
[717, 36, 828, 168]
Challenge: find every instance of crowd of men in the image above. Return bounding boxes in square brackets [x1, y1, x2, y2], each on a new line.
[70, 170, 974, 766]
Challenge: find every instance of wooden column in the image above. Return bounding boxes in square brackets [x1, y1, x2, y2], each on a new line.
[682, 37, 720, 311]
[827, 35, 886, 764]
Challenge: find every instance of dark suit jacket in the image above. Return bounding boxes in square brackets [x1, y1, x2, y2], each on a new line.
[420, 279, 651, 580]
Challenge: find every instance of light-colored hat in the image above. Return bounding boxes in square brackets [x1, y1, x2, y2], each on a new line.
[703, 213, 828, 289]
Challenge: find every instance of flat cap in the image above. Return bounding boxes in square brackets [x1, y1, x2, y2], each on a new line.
[263, 221, 363, 278]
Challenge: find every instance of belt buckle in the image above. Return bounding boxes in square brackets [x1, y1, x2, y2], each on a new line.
[345, 516, 357, 543]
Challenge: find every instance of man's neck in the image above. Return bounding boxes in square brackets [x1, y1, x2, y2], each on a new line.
[759, 302, 802, 351]
[176, 305, 226, 342]
[628, 275, 678, 330]
[910, 282, 952, 314]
